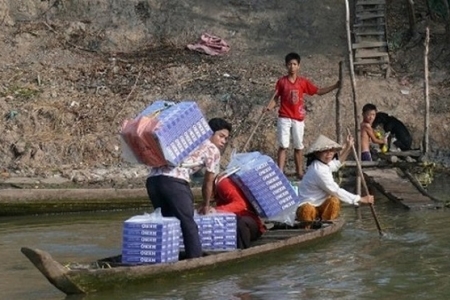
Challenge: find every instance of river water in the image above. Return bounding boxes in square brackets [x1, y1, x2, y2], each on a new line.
[1, 173, 449, 300]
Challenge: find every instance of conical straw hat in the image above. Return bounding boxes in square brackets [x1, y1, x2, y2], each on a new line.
[305, 135, 342, 156]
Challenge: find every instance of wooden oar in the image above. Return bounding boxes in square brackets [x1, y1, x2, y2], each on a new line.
[347, 132, 384, 236]
[241, 112, 265, 152]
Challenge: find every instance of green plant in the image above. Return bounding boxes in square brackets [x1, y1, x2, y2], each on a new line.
[0, 85, 41, 100]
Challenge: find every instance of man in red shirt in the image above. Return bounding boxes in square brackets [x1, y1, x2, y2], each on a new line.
[214, 176, 266, 249]
[265, 52, 339, 180]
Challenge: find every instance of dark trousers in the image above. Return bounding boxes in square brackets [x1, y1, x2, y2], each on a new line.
[146, 175, 202, 258]
[237, 216, 261, 249]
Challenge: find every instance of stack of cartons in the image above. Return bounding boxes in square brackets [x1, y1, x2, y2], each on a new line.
[180, 213, 237, 251]
[122, 214, 180, 265]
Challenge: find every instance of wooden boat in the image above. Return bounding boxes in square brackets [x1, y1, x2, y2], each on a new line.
[21, 218, 345, 295]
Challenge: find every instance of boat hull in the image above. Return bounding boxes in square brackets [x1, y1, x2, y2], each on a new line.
[21, 218, 345, 295]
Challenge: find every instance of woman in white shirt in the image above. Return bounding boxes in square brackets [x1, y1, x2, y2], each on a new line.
[296, 134, 374, 224]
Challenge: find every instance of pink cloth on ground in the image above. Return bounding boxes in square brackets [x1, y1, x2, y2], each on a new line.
[186, 33, 230, 56]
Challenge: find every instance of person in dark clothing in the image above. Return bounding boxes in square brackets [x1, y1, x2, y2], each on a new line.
[146, 118, 232, 258]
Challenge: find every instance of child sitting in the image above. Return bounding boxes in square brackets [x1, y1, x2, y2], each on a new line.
[360, 104, 388, 161]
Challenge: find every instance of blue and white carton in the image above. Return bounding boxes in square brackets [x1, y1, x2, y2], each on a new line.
[180, 212, 237, 251]
[122, 210, 181, 265]
[121, 100, 212, 167]
[228, 152, 301, 225]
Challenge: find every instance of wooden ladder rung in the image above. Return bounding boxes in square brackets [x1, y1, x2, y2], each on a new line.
[354, 59, 389, 65]
[355, 50, 389, 58]
[356, 8, 386, 13]
[353, 23, 385, 28]
[354, 30, 385, 36]
[356, 0, 386, 5]
[352, 41, 387, 49]
[356, 13, 385, 20]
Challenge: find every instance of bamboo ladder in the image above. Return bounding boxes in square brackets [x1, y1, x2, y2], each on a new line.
[352, 0, 390, 77]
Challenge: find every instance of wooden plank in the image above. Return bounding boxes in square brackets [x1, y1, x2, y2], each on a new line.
[379, 184, 412, 190]
[381, 150, 422, 157]
[356, 0, 386, 5]
[354, 30, 386, 36]
[344, 161, 381, 167]
[363, 168, 442, 210]
[354, 59, 388, 65]
[393, 193, 430, 201]
[353, 23, 385, 28]
[355, 49, 389, 58]
[356, 13, 385, 20]
[352, 41, 387, 49]
[355, 8, 386, 14]
[363, 168, 398, 177]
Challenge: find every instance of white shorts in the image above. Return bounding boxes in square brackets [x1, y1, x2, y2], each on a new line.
[277, 117, 305, 150]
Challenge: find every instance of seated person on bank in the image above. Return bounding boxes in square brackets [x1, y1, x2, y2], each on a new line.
[360, 103, 388, 161]
[212, 172, 266, 249]
[296, 134, 374, 224]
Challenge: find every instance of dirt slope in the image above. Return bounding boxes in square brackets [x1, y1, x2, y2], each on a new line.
[0, 0, 449, 185]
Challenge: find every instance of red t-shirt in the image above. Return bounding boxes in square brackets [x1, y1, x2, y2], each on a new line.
[215, 177, 266, 234]
[275, 76, 318, 121]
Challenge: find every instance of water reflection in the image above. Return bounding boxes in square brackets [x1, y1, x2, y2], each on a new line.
[426, 172, 450, 202]
[1, 175, 449, 300]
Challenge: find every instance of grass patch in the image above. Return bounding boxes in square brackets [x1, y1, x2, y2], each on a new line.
[1, 84, 41, 100]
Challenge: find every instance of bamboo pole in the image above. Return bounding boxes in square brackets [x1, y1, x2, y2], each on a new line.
[335, 61, 343, 144]
[345, 0, 359, 151]
[423, 27, 430, 155]
[345, 0, 361, 198]
[426, 0, 434, 21]
[242, 112, 265, 152]
[443, 0, 450, 43]
[406, 0, 417, 37]
[345, 0, 357, 101]
[349, 140, 384, 236]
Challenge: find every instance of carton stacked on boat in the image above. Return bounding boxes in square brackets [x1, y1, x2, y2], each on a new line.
[180, 213, 237, 251]
[120, 100, 212, 167]
[229, 152, 301, 224]
[122, 213, 181, 265]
